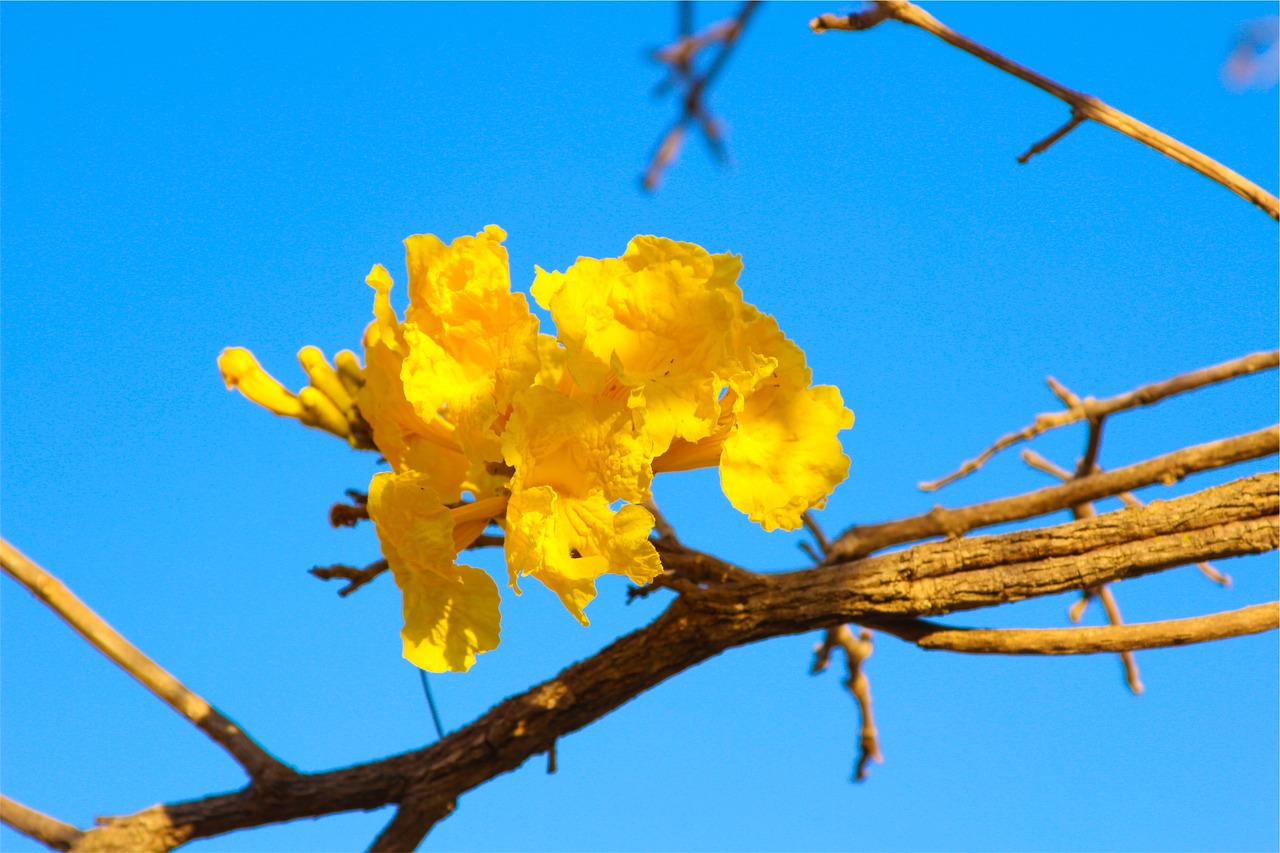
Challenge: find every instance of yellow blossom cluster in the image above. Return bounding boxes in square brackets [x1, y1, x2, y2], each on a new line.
[220, 227, 852, 672]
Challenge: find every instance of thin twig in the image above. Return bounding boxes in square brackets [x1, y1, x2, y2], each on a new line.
[865, 603, 1278, 655]
[1016, 108, 1085, 164]
[645, 498, 682, 547]
[920, 351, 1279, 491]
[829, 425, 1279, 560]
[810, 1, 1280, 219]
[811, 626, 883, 781]
[802, 510, 832, 554]
[0, 540, 291, 785]
[0, 795, 83, 852]
[310, 559, 389, 598]
[1097, 585, 1144, 694]
[643, 1, 761, 190]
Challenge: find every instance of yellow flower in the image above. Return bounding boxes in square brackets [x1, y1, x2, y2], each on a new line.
[366, 470, 504, 673]
[399, 226, 540, 467]
[220, 227, 853, 671]
[501, 383, 661, 620]
[356, 264, 471, 502]
[531, 236, 743, 455]
[535, 235, 854, 532]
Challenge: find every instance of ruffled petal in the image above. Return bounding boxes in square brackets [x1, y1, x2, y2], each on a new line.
[504, 485, 661, 624]
[400, 226, 540, 462]
[532, 236, 743, 454]
[720, 382, 854, 532]
[367, 470, 501, 672]
[357, 267, 469, 500]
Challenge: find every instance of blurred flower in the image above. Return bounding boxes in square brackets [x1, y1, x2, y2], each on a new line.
[221, 228, 853, 671]
[1223, 16, 1278, 91]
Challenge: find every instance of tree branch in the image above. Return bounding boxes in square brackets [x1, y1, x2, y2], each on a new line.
[0, 540, 293, 786]
[830, 425, 1278, 560]
[0, 795, 83, 852]
[920, 350, 1279, 490]
[65, 472, 1277, 851]
[866, 603, 1278, 655]
[810, 1, 1280, 220]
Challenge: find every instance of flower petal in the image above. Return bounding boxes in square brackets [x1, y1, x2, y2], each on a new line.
[720, 382, 854, 532]
[504, 485, 661, 624]
[367, 470, 501, 672]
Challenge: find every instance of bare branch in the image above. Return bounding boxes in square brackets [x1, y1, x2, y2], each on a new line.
[0, 540, 292, 785]
[920, 350, 1278, 491]
[67, 473, 1277, 851]
[310, 560, 389, 598]
[867, 603, 1278, 655]
[1016, 108, 1086, 164]
[1022, 449, 1232, 587]
[643, 1, 761, 190]
[368, 795, 455, 853]
[1096, 585, 1144, 694]
[811, 1, 1280, 219]
[811, 626, 883, 781]
[830, 425, 1278, 560]
[1, 795, 83, 852]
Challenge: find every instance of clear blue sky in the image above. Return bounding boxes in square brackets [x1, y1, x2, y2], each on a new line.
[2, 3, 1277, 851]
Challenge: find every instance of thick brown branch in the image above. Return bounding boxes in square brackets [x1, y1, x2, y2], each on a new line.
[70, 472, 1277, 851]
[922, 350, 1278, 490]
[1, 795, 83, 852]
[830, 425, 1278, 560]
[368, 795, 455, 853]
[867, 603, 1278, 655]
[1022, 448, 1232, 587]
[0, 540, 291, 786]
[811, 1, 1280, 219]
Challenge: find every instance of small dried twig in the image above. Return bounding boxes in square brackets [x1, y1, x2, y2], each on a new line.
[0, 795, 83, 852]
[829, 425, 1279, 560]
[645, 498, 682, 547]
[810, 1, 1280, 219]
[309, 559, 389, 597]
[811, 626, 883, 781]
[329, 489, 369, 528]
[1097, 585, 1144, 694]
[643, 1, 761, 190]
[0, 540, 291, 785]
[866, 603, 1278, 655]
[1017, 108, 1086, 164]
[919, 350, 1279, 491]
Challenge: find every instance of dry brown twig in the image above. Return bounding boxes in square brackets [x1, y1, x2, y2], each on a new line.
[804, 511, 883, 781]
[918, 350, 1279, 492]
[0, 795, 83, 852]
[809, 1, 1280, 220]
[643, 1, 761, 190]
[865, 603, 1278, 655]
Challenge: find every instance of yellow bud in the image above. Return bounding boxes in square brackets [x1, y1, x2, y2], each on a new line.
[334, 349, 365, 397]
[298, 345, 355, 418]
[298, 386, 351, 438]
[218, 347, 305, 418]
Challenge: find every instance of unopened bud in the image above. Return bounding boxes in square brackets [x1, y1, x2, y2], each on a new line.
[218, 347, 305, 418]
[298, 346, 355, 418]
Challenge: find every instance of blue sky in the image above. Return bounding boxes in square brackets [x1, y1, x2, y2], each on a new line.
[2, 3, 1276, 851]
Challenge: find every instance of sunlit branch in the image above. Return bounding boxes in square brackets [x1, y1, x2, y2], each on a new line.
[0, 540, 291, 785]
[919, 350, 1278, 491]
[810, 1, 1280, 219]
